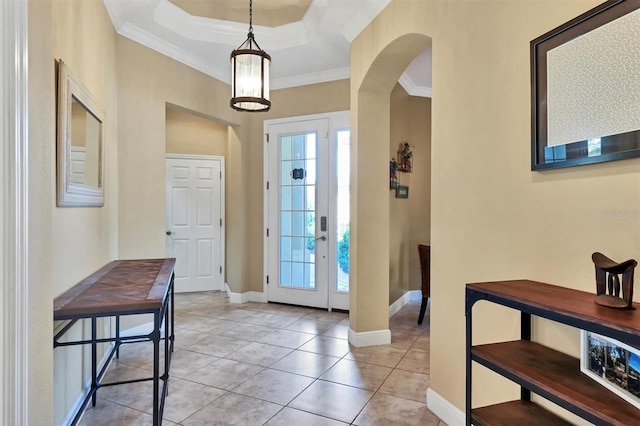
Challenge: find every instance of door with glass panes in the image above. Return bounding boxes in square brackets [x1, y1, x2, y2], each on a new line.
[265, 114, 350, 310]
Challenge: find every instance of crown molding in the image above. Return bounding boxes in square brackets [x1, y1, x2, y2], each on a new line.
[342, 0, 391, 42]
[104, 0, 393, 89]
[271, 66, 350, 90]
[119, 22, 231, 83]
[399, 72, 432, 98]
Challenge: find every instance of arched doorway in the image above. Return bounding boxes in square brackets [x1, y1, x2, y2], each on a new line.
[349, 33, 432, 346]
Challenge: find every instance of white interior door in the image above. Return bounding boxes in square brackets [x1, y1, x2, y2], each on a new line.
[165, 155, 224, 293]
[266, 112, 350, 310]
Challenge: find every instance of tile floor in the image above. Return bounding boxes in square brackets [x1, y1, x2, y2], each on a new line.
[79, 292, 443, 425]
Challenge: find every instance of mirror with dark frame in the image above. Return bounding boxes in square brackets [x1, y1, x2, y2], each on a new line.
[531, 0, 640, 170]
[57, 60, 105, 207]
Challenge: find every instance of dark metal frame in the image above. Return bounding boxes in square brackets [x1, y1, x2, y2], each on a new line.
[531, 0, 640, 170]
[54, 273, 175, 426]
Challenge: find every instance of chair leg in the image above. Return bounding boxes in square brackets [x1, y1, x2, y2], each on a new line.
[418, 296, 428, 324]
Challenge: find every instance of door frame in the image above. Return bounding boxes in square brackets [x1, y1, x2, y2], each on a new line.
[1, 0, 29, 423]
[263, 111, 350, 310]
[165, 154, 226, 291]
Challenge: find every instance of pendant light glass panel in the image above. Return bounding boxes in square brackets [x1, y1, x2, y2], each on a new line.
[231, 43, 271, 112]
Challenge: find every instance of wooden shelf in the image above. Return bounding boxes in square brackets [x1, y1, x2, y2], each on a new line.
[473, 340, 639, 425]
[472, 400, 572, 426]
[466, 280, 640, 346]
[466, 280, 640, 426]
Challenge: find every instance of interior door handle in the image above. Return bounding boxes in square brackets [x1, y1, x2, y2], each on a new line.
[166, 230, 174, 236]
[315, 235, 327, 241]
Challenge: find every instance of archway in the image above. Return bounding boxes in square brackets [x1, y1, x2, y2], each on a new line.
[349, 33, 432, 346]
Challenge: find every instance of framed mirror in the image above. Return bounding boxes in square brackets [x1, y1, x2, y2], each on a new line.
[57, 59, 105, 206]
[531, 0, 640, 170]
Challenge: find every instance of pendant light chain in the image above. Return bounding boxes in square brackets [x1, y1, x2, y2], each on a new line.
[249, 0, 253, 34]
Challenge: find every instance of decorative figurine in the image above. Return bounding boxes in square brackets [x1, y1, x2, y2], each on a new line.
[592, 252, 637, 309]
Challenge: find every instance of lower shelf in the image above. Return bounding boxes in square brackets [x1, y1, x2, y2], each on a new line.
[472, 400, 572, 426]
[472, 340, 639, 425]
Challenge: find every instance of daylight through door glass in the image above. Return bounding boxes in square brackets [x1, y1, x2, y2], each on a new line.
[280, 133, 317, 289]
[335, 130, 350, 293]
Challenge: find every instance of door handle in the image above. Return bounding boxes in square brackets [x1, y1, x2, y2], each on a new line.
[166, 230, 174, 236]
[315, 235, 327, 241]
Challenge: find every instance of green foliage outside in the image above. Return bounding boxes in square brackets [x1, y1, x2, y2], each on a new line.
[306, 226, 349, 274]
[307, 232, 315, 252]
[338, 229, 349, 273]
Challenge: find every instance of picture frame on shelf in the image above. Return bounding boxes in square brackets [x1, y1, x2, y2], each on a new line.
[580, 330, 640, 409]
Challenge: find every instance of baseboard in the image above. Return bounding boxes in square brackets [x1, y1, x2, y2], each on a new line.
[348, 328, 391, 347]
[389, 289, 422, 317]
[225, 283, 267, 304]
[62, 342, 115, 426]
[426, 387, 465, 426]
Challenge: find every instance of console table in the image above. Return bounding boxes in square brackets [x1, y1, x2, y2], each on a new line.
[466, 279, 640, 425]
[54, 258, 176, 426]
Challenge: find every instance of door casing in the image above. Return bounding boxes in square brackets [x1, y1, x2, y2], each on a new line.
[263, 111, 350, 310]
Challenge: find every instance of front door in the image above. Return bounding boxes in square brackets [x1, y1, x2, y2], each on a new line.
[165, 155, 224, 292]
[266, 113, 350, 310]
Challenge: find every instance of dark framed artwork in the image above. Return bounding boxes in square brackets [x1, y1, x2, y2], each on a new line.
[531, 0, 640, 170]
[396, 185, 409, 199]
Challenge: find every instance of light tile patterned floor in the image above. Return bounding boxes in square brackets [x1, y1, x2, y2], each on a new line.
[78, 292, 444, 425]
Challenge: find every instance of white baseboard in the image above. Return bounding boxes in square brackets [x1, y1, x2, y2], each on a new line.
[225, 283, 267, 304]
[427, 387, 465, 426]
[389, 289, 422, 317]
[348, 328, 391, 347]
[62, 342, 115, 426]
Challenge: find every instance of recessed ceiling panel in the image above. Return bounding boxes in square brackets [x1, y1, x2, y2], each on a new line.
[170, 0, 312, 27]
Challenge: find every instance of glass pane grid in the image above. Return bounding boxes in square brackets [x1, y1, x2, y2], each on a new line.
[279, 132, 317, 290]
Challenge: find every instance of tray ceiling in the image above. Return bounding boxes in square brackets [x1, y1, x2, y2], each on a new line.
[103, 0, 431, 95]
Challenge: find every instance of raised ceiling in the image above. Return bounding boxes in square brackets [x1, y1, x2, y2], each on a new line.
[103, 0, 431, 95]
[169, 0, 313, 27]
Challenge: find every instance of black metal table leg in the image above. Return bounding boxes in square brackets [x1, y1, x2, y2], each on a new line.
[520, 312, 532, 401]
[465, 291, 473, 426]
[153, 311, 160, 425]
[91, 317, 98, 407]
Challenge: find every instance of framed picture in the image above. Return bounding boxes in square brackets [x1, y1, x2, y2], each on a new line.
[580, 330, 640, 409]
[396, 185, 409, 199]
[531, 0, 640, 170]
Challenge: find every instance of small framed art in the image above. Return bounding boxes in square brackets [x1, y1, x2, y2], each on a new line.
[580, 330, 640, 409]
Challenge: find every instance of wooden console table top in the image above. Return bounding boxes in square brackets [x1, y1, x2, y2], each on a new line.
[54, 258, 176, 319]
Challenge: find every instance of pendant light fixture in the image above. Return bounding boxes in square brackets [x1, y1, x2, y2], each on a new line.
[230, 0, 271, 112]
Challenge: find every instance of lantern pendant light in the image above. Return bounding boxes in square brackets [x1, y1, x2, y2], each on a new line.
[230, 0, 271, 112]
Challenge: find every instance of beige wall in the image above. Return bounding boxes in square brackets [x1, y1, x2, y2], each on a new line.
[407, 92, 432, 294]
[52, 0, 119, 303]
[49, 0, 120, 423]
[28, 0, 55, 423]
[352, 0, 638, 419]
[116, 37, 251, 295]
[389, 84, 431, 304]
[166, 106, 228, 157]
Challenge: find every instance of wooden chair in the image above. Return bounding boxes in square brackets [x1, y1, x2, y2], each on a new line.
[418, 244, 430, 324]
